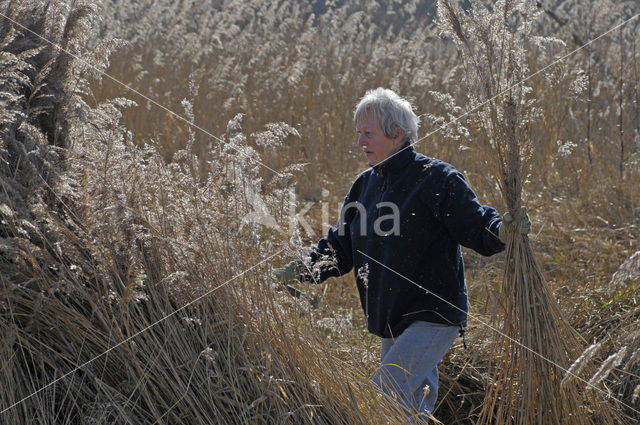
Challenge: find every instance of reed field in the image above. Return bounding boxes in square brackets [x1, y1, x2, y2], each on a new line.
[1, 0, 639, 423]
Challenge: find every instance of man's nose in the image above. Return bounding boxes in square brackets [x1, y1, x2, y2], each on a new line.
[357, 134, 366, 146]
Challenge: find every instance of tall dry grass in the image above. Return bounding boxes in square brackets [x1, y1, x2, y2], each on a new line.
[0, 1, 419, 423]
[2, 0, 640, 424]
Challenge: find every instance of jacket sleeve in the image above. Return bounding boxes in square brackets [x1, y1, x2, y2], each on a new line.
[297, 181, 360, 283]
[435, 171, 505, 256]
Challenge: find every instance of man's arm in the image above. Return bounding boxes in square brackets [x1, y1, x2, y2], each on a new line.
[437, 171, 505, 256]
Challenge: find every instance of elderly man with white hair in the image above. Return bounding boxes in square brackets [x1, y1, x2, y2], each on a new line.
[274, 87, 529, 420]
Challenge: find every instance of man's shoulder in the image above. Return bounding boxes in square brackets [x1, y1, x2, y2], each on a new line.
[411, 153, 460, 180]
[344, 167, 375, 199]
[351, 167, 374, 186]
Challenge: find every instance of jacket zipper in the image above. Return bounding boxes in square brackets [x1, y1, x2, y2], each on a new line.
[377, 175, 388, 218]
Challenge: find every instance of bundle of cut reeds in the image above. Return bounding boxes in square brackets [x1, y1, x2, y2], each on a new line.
[437, 1, 618, 423]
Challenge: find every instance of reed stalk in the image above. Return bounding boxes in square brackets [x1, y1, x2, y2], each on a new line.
[437, 1, 619, 423]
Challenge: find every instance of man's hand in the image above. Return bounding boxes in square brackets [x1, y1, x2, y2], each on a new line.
[271, 262, 319, 308]
[498, 206, 532, 243]
[272, 262, 300, 286]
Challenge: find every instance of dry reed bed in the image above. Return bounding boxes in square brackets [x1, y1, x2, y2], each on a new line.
[0, 1, 414, 423]
[95, 0, 640, 216]
[2, 0, 640, 424]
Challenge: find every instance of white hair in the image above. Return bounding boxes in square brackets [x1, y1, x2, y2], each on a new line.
[354, 88, 419, 143]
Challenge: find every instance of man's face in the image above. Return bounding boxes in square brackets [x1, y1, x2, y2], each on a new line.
[356, 114, 404, 166]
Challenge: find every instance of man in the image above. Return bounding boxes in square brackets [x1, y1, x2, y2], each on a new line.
[274, 88, 529, 419]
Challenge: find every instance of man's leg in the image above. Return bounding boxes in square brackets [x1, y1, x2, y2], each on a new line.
[373, 321, 459, 417]
[380, 337, 395, 362]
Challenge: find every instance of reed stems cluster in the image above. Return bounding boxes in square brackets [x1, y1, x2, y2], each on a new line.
[438, 1, 622, 423]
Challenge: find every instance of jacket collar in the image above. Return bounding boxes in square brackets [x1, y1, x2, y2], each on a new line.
[373, 141, 415, 177]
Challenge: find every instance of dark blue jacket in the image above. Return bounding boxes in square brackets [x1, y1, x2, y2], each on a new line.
[300, 143, 504, 338]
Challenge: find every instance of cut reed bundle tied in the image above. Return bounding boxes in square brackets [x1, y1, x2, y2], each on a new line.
[438, 1, 620, 423]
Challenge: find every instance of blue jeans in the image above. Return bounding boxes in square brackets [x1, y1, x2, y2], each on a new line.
[373, 321, 459, 418]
